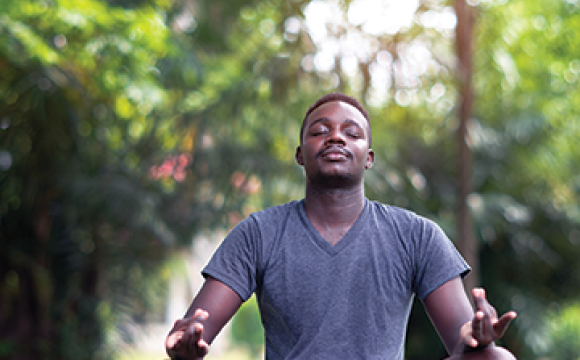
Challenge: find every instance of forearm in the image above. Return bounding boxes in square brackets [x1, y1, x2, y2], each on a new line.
[184, 278, 243, 343]
[424, 277, 476, 354]
[165, 278, 243, 360]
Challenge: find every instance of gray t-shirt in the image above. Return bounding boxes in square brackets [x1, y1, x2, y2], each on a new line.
[203, 199, 470, 359]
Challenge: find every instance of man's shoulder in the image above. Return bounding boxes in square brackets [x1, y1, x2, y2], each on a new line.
[367, 200, 445, 237]
[247, 199, 302, 223]
[367, 199, 446, 238]
[367, 199, 423, 222]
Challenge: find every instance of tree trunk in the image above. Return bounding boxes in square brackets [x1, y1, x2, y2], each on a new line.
[454, 0, 478, 295]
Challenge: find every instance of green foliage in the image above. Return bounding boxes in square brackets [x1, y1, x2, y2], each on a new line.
[0, 0, 297, 358]
[0, 0, 179, 357]
[537, 303, 580, 360]
[2, 0, 580, 359]
[469, 0, 580, 356]
[231, 295, 264, 356]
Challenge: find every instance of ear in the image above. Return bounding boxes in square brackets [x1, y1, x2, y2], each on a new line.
[365, 149, 375, 170]
[295, 146, 304, 166]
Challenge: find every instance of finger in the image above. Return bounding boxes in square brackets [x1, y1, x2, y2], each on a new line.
[473, 288, 498, 321]
[463, 330, 480, 348]
[472, 309, 496, 345]
[187, 321, 204, 341]
[186, 309, 210, 337]
[493, 311, 517, 338]
[196, 338, 210, 357]
[460, 321, 479, 348]
[472, 310, 484, 336]
[464, 335, 479, 348]
[481, 310, 496, 344]
[472, 288, 490, 313]
[188, 325, 210, 357]
[167, 318, 189, 350]
[165, 330, 184, 349]
[472, 287, 486, 301]
[193, 308, 210, 322]
[194, 322, 204, 337]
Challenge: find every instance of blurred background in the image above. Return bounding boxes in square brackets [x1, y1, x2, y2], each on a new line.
[1, 0, 579, 359]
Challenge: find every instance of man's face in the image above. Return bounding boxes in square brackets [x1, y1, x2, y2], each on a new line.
[295, 101, 374, 188]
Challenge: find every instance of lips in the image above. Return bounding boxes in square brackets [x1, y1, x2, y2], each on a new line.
[317, 146, 352, 160]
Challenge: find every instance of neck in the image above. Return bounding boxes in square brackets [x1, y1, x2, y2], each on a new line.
[303, 181, 366, 226]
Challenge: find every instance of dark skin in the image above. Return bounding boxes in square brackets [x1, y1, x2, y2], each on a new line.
[166, 100, 517, 359]
[295, 102, 375, 245]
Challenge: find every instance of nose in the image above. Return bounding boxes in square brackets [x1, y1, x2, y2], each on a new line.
[325, 128, 346, 146]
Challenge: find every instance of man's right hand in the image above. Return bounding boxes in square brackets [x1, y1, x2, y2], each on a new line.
[165, 309, 211, 360]
[165, 277, 243, 359]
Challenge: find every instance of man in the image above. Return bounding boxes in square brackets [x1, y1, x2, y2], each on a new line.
[166, 93, 517, 359]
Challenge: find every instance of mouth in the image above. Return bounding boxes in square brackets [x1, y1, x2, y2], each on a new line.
[316, 146, 352, 160]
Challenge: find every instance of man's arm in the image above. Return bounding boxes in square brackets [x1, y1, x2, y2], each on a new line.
[165, 276, 243, 360]
[423, 277, 517, 356]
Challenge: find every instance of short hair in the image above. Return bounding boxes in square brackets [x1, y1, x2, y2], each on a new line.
[299, 92, 372, 146]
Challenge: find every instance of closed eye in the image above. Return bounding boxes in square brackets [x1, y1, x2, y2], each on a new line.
[346, 131, 362, 138]
[309, 127, 328, 136]
[344, 127, 363, 138]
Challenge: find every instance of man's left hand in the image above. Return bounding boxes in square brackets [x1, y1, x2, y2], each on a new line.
[459, 288, 517, 349]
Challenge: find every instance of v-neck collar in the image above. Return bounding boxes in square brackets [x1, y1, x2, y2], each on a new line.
[297, 199, 369, 256]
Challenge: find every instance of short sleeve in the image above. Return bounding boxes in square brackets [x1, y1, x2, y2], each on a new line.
[202, 217, 261, 301]
[412, 217, 470, 300]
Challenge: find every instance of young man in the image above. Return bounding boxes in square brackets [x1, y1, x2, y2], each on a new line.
[166, 93, 517, 359]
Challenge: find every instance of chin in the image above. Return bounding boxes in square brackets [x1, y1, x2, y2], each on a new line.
[311, 172, 360, 189]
